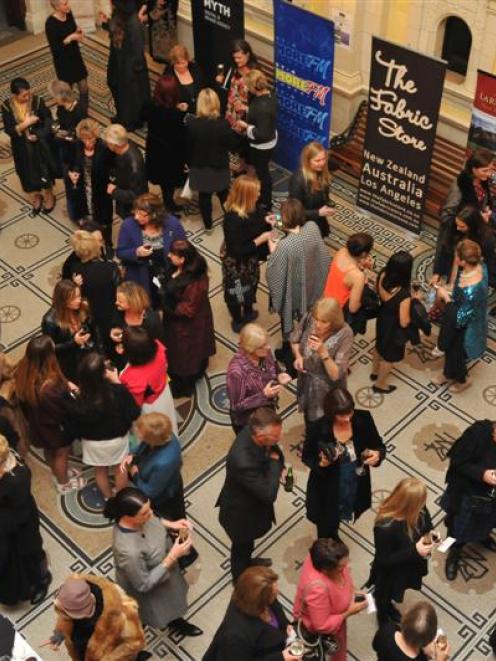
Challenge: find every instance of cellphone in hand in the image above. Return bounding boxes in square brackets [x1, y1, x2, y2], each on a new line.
[354, 593, 366, 603]
[178, 528, 189, 542]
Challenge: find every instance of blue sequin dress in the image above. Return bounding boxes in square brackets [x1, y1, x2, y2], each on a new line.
[453, 264, 488, 360]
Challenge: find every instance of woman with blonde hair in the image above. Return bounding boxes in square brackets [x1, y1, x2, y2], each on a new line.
[110, 281, 163, 368]
[186, 87, 237, 229]
[66, 118, 113, 236]
[66, 230, 120, 349]
[236, 70, 277, 210]
[222, 175, 273, 331]
[288, 141, 336, 237]
[368, 478, 435, 624]
[45, 0, 89, 114]
[15, 335, 84, 494]
[226, 323, 291, 433]
[0, 433, 52, 606]
[41, 280, 97, 381]
[290, 297, 353, 424]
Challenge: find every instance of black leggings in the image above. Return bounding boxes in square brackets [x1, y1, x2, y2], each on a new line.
[198, 189, 228, 229]
[249, 147, 273, 209]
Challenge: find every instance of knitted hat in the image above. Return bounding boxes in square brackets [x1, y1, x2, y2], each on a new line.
[56, 579, 96, 619]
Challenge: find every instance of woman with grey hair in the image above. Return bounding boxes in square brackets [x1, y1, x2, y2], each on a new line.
[51, 81, 86, 221]
[45, 0, 89, 115]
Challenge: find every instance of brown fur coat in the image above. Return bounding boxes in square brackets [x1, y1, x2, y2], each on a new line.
[55, 574, 145, 661]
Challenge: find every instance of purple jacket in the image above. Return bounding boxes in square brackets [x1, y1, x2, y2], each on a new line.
[226, 350, 280, 427]
[116, 213, 186, 293]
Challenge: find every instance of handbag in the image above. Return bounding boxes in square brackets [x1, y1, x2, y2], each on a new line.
[295, 579, 340, 660]
[469, 493, 496, 515]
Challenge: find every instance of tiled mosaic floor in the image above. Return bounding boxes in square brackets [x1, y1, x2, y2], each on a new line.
[2, 34, 496, 660]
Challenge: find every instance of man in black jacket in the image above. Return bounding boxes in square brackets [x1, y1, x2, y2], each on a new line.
[442, 419, 496, 581]
[103, 124, 148, 219]
[216, 407, 285, 580]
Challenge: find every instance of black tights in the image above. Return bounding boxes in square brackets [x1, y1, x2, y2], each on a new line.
[198, 189, 228, 229]
[74, 78, 89, 116]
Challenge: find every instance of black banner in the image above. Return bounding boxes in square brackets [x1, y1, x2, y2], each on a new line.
[357, 37, 446, 233]
[191, 0, 244, 83]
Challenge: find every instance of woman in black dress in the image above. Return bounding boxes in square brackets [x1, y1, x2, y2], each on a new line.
[41, 279, 98, 382]
[303, 387, 385, 541]
[103, 0, 150, 131]
[1, 78, 57, 216]
[371, 251, 418, 394]
[45, 0, 89, 114]
[222, 175, 272, 331]
[237, 70, 278, 210]
[66, 119, 114, 239]
[368, 478, 435, 624]
[0, 435, 52, 606]
[288, 141, 337, 238]
[145, 74, 186, 214]
[187, 88, 237, 229]
[51, 81, 86, 221]
[66, 230, 121, 352]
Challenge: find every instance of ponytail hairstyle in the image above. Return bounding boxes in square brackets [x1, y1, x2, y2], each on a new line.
[103, 487, 148, 521]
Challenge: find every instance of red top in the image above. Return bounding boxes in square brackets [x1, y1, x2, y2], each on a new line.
[120, 340, 168, 406]
[324, 258, 352, 308]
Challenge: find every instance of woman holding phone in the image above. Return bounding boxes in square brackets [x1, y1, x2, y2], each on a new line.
[104, 487, 202, 636]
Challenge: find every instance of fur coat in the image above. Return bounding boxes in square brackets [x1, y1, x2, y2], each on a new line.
[55, 574, 145, 661]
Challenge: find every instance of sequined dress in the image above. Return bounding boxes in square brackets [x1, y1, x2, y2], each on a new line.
[453, 264, 488, 360]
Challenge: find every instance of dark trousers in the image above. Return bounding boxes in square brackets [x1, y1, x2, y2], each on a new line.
[198, 189, 228, 229]
[227, 301, 253, 323]
[230, 539, 255, 580]
[439, 303, 467, 382]
[249, 147, 273, 209]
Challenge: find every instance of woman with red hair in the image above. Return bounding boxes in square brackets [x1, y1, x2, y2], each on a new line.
[144, 74, 186, 214]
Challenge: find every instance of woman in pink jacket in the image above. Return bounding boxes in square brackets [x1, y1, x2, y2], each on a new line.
[293, 539, 367, 660]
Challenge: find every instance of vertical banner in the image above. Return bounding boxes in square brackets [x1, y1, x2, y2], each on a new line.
[191, 0, 244, 83]
[274, 0, 334, 172]
[467, 70, 496, 155]
[357, 38, 446, 233]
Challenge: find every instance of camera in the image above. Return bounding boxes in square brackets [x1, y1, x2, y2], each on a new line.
[319, 441, 343, 463]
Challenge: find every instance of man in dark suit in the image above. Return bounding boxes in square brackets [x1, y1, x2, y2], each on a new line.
[216, 407, 285, 580]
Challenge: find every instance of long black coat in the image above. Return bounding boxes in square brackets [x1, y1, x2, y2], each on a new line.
[369, 508, 432, 605]
[67, 138, 114, 226]
[106, 10, 150, 128]
[216, 426, 284, 543]
[0, 463, 45, 605]
[144, 103, 185, 187]
[303, 410, 386, 531]
[203, 599, 288, 661]
[444, 420, 496, 511]
[1, 95, 59, 192]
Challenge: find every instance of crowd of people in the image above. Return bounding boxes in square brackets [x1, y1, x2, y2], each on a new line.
[1, 0, 496, 658]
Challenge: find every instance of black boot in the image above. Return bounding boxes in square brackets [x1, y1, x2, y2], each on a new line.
[445, 545, 462, 581]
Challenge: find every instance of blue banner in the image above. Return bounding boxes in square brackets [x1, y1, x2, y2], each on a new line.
[274, 0, 334, 171]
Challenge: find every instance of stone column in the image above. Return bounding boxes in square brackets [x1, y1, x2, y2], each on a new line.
[24, 0, 50, 34]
